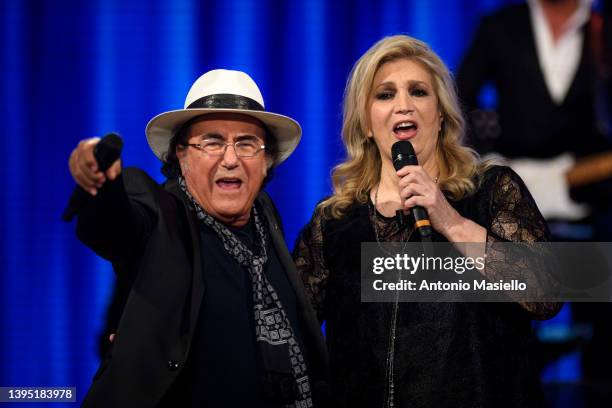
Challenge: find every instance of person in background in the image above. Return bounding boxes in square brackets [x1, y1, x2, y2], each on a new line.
[67, 69, 329, 407]
[457, 0, 612, 403]
[457, 0, 612, 237]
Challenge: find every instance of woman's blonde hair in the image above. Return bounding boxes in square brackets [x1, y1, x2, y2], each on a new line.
[319, 34, 483, 218]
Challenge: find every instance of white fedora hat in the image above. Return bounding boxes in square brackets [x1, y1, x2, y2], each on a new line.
[146, 69, 301, 166]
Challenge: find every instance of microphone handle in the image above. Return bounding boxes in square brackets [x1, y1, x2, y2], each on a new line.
[391, 141, 433, 240]
[412, 206, 433, 240]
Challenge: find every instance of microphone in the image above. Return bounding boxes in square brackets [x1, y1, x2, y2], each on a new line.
[62, 133, 124, 221]
[391, 140, 433, 240]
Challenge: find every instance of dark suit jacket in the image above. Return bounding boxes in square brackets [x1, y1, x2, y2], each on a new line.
[457, 2, 609, 159]
[74, 167, 329, 407]
[457, 2, 612, 209]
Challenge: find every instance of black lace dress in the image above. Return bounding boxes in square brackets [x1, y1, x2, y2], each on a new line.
[293, 166, 561, 408]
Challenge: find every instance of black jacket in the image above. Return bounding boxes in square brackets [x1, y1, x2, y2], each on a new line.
[457, 2, 608, 158]
[457, 2, 612, 210]
[73, 168, 329, 407]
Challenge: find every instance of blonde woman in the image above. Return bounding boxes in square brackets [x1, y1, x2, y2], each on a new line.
[294, 35, 561, 407]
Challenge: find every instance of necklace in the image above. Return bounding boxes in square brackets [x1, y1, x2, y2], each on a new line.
[371, 187, 403, 408]
[372, 175, 438, 408]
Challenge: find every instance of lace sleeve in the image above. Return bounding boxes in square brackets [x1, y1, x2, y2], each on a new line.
[484, 167, 562, 320]
[293, 209, 329, 323]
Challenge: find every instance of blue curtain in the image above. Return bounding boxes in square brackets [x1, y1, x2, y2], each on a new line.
[2, 0, 579, 405]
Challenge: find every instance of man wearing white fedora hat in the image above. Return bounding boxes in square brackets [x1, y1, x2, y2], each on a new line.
[68, 69, 329, 407]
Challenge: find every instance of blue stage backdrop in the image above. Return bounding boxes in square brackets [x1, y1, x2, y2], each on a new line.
[1, 0, 581, 405]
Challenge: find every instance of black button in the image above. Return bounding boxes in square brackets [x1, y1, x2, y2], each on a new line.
[167, 360, 180, 371]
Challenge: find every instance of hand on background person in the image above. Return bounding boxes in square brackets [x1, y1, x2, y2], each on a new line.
[69, 138, 122, 196]
[509, 154, 590, 220]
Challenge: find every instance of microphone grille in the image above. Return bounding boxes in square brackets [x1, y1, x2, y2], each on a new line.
[391, 140, 415, 158]
[391, 141, 417, 170]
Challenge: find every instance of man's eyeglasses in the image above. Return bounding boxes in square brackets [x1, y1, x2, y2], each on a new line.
[183, 139, 266, 158]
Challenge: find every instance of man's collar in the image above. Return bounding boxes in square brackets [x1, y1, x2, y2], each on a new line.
[164, 176, 185, 201]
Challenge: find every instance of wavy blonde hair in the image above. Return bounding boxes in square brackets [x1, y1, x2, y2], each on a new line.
[319, 35, 484, 219]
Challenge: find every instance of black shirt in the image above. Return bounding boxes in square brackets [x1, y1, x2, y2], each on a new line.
[294, 166, 561, 408]
[169, 214, 303, 407]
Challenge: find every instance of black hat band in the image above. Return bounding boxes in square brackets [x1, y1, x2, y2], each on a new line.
[187, 93, 264, 111]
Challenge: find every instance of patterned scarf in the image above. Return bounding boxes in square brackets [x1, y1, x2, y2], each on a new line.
[179, 177, 312, 408]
